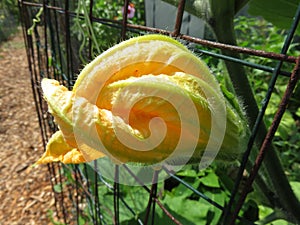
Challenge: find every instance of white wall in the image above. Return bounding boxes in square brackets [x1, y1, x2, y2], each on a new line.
[145, 0, 205, 38]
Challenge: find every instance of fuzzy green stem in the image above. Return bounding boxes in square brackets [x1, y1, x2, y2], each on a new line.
[210, 1, 300, 223]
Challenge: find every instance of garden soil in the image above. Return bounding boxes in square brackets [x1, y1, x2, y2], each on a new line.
[0, 29, 55, 225]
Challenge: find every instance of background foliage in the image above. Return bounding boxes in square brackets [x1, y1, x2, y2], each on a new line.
[72, 0, 145, 64]
[0, 0, 19, 43]
[234, 16, 300, 183]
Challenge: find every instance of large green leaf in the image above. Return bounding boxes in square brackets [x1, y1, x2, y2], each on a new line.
[290, 181, 300, 201]
[162, 194, 212, 224]
[248, 0, 300, 34]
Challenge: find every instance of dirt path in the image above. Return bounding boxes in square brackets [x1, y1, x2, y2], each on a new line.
[0, 30, 54, 225]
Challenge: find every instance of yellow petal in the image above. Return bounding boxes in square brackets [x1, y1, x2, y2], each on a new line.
[38, 80, 106, 164]
[73, 35, 220, 105]
[41, 78, 76, 147]
[36, 131, 81, 164]
[72, 73, 222, 164]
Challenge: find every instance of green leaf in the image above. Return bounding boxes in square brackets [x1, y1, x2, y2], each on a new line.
[276, 112, 296, 140]
[172, 180, 201, 198]
[176, 168, 198, 178]
[53, 183, 63, 193]
[296, 107, 300, 117]
[248, 0, 300, 35]
[200, 172, 220, 188]
[290, 181, 300, 201]
[120, 186, 149, 217]
[162, 194, 212, 224]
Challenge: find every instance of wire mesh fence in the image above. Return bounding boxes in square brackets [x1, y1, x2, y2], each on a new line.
[18, 0, 300, 224]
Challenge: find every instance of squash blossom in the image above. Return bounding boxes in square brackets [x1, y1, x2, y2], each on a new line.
[37, 35, 247, 165]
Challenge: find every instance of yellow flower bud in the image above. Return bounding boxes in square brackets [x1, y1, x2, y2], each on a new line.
[37, 35, 247, 166]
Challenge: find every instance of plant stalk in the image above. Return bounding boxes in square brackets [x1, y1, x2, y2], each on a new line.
[210, 0, 300, 223]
